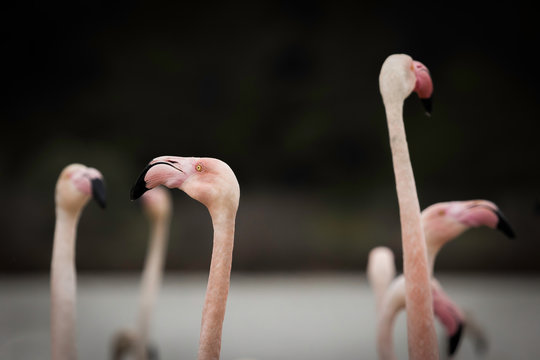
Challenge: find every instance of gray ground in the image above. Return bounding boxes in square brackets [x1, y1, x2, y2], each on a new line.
[1, 273, 539, 360]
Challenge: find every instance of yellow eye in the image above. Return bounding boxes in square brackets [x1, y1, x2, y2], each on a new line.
[196, 164, 202, 172]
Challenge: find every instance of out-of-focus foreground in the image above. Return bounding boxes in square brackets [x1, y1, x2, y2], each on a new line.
[1, 273, 539, 360]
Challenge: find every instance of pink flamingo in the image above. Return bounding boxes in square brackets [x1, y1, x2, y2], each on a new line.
[130, 156, 240, 360]
[111, 186, 172, 360]
[368, 200, 514, 359]
[51, 163, 106, 360]
[379, 53, 436, 359]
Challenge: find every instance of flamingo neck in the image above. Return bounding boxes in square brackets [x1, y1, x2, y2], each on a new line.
[136, 215, 170, 354]
[51, 207, 82, 360]
[377, 301, 401, 360]
[197, 207, 236, 360]
[376, 280, 407, 360]
[384, 101, 439, 360]
[426, 242, 443, 276]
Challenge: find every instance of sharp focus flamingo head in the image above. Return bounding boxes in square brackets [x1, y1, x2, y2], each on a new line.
[422, 200, 515, 250]
[140, 186, 172, 223]
[131, 156, 240, 213]
[55, 163, 106, 212]
[379, 54, 434, 115]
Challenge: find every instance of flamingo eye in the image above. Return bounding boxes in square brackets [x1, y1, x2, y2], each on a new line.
[438, 210, 446, 216]
[196, 164, 203, 172]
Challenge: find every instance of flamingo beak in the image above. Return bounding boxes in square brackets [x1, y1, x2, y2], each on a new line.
[130, 161, 181, 200]
[421, 98, 432, 116]
[412, 61, 433, 116]
[494, 209, 515, 238]
[464, 204, 516, 239]
[130, 163, 154, 200]
[448, 322, 464, 356]
[91, 178, 107, 209]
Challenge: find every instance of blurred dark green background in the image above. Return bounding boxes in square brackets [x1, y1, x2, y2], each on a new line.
[2, 2, 538, 273]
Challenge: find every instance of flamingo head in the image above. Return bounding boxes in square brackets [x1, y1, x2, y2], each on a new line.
[131, 156, 240, 214]
[379, 54, 433, 115]
[140, 186, 172, 223]
[55, 163, 106, 212]
[422, 200, 515, 251]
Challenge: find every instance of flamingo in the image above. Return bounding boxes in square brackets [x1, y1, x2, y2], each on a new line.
[51, 163, 106, 360]
[130, 156, 240, 360]
[368, 200, 514, 359]
[379, 53, 436, 359]
[111, 186, 172, 360]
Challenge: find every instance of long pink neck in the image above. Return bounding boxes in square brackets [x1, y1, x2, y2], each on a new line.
[427, 241, 443, 277]
[197, 208, 236, 360]
[51, 208, 81, 360]
[135, 215, 170, 358]
[384, 101, 438, 360]
[377, 283, 405, 360]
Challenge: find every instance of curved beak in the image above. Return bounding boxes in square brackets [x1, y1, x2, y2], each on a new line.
[448, 322, 464, 356]
[91, 178, 106, 209]
[421, 98, 432, 116]
[494, 209, 515, 238]
[130, 163, 153, 200]
[465, 204, 516, 239]
[130, 161, 181, 200]
[412, 61, 433, 116]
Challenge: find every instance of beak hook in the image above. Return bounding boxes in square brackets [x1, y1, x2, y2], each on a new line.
[91, 178, 107, 209]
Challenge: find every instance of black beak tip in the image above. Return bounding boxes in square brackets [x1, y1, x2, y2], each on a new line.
[130, 181, 148, 201]
[421, 98, 432, 116]
[495, 210, 516, 239]
[448, 322, 464, 356]
[130, 166, 152, 200]
[91, 178, 107, 209]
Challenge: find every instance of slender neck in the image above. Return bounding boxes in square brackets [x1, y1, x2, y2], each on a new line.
[136, 216, 170, 348]
[51, 207, 81, 360]
[377, 295, 403, 360]
[197, 207, 236, 360]
[426, 242, 442, 277]
[384, 101, 438, 360]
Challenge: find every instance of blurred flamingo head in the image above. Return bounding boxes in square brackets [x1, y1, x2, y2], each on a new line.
[422, 200, 515, 250]
[56, 163, 106, 212]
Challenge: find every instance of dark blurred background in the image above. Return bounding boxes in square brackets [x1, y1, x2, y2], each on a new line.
[2, 1, 538, 273]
